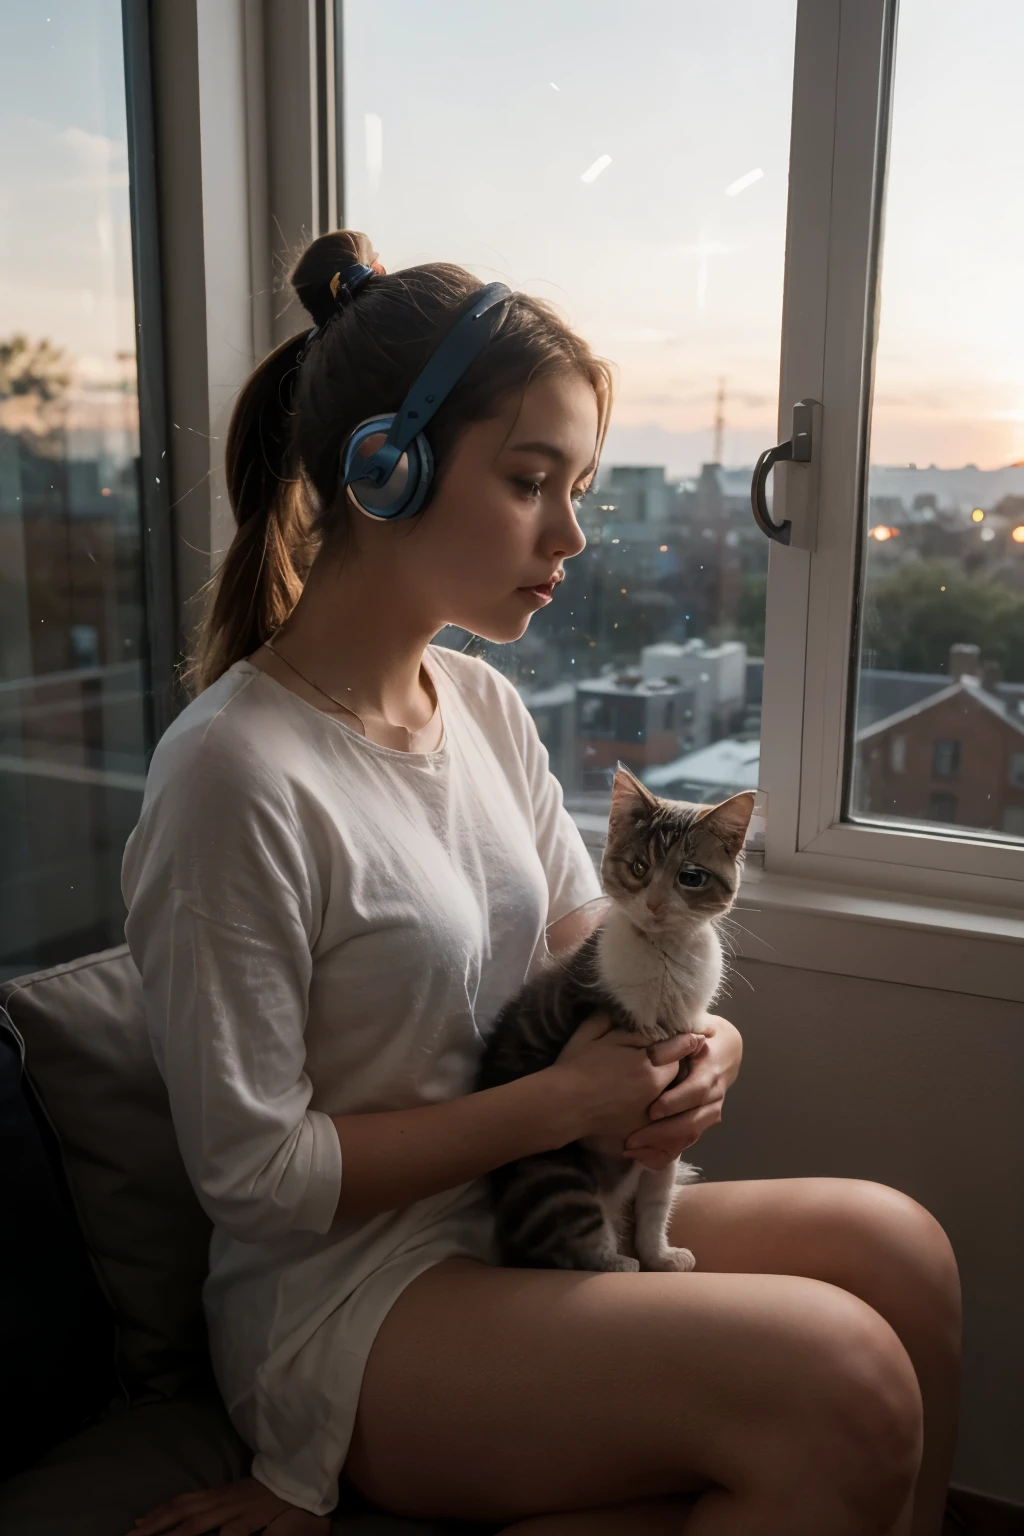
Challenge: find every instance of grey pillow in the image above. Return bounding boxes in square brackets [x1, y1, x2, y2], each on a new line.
[0, 1389, 249, 1536]
[0, 1388, 483, 1535]
[0, 946, 211, 1399]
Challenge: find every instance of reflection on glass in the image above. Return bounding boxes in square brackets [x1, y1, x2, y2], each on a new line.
[343, 0, 796, 842]
[0, 1, 150, 977]
[850, 0, 1024, 842]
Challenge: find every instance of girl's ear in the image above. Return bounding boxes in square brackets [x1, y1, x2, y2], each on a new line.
[695, 791, 756, 857]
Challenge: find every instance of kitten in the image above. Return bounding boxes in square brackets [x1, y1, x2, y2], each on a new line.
[477, 766, 754, 1274]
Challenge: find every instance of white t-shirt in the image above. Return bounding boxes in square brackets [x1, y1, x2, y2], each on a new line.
[121, 645, 601, 1515]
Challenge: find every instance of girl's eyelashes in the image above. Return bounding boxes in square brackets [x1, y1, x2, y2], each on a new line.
[512, 477, 594, 505]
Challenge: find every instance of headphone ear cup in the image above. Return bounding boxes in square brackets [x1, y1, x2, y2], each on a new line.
[343, 416, 434, 521]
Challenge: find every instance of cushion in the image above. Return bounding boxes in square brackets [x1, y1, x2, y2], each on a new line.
[0, 1010, 117, 1475]
[0, 947, 212, 1399]
[0, 952, 499, 1535]
[0, 1387, 249, 1536]
[0, 1389, 497, 1536]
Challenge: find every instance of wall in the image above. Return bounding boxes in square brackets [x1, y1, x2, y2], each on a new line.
[699, 957, 1024, 1504]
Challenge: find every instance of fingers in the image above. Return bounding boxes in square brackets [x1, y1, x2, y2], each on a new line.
[624, 1099, 724, 1158]
[649, 1054, 721, 1119]
[647, 1031, 707, 1066]
[625, 1148, 676, 1171]
[131, 1490, 228, 1536]
[129, 1480, 286, 1536]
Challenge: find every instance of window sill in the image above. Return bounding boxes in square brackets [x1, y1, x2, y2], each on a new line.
[735, 864, 1024, 1003]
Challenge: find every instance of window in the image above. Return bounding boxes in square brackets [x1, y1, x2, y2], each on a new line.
[760, 0, 1024, 903]
[930, 741, 961, 782]
[0, 1, 157, 977]
[1011, 754, 1024, 790]
[845, 0, 1024, 846]
[341, 0, 797, 829]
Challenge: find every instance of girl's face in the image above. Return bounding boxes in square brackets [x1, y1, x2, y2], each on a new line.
[353, 372, 600, 643]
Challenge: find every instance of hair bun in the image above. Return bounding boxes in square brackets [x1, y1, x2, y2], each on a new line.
[291, 229, 379, 326]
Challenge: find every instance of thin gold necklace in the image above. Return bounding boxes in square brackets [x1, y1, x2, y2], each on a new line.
[261, 639, 437, 744]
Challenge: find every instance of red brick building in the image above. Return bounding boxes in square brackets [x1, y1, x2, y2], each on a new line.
[854, 676, 1024, 837]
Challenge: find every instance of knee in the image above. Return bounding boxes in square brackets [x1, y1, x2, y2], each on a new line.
[837, 1182, 962, 1349]
[801, 1291, 924, 1532]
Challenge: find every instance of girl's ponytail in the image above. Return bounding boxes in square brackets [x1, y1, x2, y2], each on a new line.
[184, 332, 310, 694]
[184, 229, 376, 696]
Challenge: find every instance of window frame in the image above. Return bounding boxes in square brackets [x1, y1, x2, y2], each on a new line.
[122, 0, 177, 744]
[759, 0, 1024, 910]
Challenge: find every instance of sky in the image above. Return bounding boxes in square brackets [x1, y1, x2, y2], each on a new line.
[342, 0, 1024, 475]
[0, 2, 135, 371]
[1, 1, 1022, 478]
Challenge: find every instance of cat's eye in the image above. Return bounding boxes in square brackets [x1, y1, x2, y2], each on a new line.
[630, 859, 648, 878]
[678, 867, 709, 889]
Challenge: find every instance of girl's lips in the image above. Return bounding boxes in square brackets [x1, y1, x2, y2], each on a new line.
[517, 580, 556, 605]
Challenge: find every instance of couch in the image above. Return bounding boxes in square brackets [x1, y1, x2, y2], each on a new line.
[0, 946, 497, 1535]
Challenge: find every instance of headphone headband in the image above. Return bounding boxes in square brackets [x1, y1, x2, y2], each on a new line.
[344, 282, 511, 492]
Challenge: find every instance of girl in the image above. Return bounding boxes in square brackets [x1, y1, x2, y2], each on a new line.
[124, 231, 960, 1536]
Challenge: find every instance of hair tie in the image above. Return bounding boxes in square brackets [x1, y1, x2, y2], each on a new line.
[301, 258, 387, 361]
[329, 258, 387, 303]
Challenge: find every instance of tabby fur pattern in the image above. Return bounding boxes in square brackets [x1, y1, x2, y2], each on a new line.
[477, 766, 754, 1274]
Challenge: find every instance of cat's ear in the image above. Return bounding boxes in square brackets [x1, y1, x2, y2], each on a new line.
[608, 762, 657, 834]
[694, 791, 756, 857]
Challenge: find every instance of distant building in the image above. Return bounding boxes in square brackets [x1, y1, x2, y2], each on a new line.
[854, 674, 1024, 836]
[641, 639, 747, 746]
[575, 671, 696, 788]
[591, 465, 675, 524]
[642, 737, 760, 804]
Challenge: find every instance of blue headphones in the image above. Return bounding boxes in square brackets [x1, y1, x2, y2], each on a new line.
[340, 276, 512, 521]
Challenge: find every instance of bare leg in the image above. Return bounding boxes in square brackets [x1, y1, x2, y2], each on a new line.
[499, 1489, 911, 1536]
[345, 1255, 922, 1534]
[500, 1497, 695, 1533]
[666, 1177, 961, 1536]
[131, 1176, 943, 1536]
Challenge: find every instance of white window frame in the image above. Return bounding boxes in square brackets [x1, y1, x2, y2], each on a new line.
[759, 0, 1024, 913]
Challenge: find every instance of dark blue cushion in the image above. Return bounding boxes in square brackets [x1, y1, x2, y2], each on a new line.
[0, 1007, 118, 1479]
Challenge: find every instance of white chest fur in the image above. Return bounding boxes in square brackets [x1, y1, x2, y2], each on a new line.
[596, 905, 723, 1042]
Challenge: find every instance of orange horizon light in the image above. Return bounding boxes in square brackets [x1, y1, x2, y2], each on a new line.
[1012, 525, 1024, 545]
[869, 525, 899, 541]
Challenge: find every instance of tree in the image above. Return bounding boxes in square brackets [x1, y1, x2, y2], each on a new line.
[860, 560, 1024, 681]
[0, 335, 69, 401]
[0, 334, 70, 445]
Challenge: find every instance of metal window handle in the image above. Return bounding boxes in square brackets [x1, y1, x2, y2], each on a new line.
[750, 399, 815, 545]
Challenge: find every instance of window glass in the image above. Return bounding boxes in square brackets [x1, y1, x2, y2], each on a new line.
[341, 0, 796, 843]
[0, 1, 150, 978]
[850, 0, 1024, 843]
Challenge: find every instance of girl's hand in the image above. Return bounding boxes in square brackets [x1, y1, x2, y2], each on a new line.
[553, 1013, 707, 1142]
[623, 1015, 743, 1171]
[128, 1476, 328, 1536]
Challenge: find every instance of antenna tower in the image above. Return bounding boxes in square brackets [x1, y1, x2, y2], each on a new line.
[712, 377, 726, 465]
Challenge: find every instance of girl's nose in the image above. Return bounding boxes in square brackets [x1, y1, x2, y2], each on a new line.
[546, 501, 587, 561]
